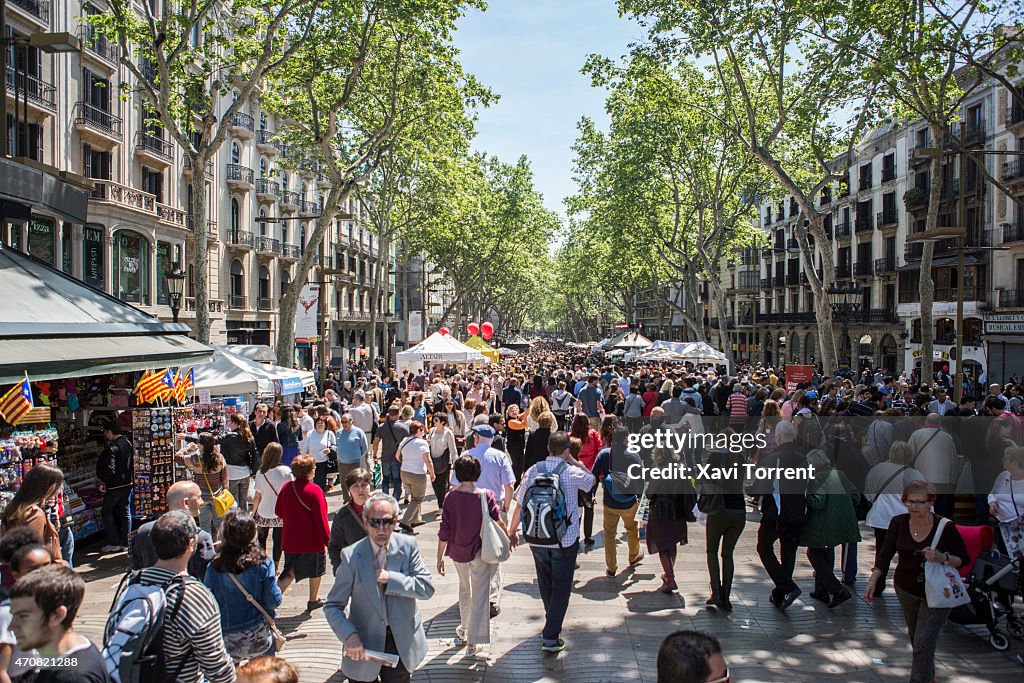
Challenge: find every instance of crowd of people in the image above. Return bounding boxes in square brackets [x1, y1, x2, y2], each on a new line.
[0, 343, 1022, 681]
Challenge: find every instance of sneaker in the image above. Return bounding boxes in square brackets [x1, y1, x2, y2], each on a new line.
[809, 589, 831, 603]
[467, 644, 488, 658]
[455, 626, 467, 644]
[100, 544, 122, 553]
[828, 588, 853, 608]
[779, 587, 802, 611]
[541, 639, 566, 653]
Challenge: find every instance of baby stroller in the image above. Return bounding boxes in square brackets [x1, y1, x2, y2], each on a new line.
[946, 525, 1022, 651]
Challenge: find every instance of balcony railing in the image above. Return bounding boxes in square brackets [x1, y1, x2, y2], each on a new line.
[876, 210, 898, 227]
[227, 230, 254, 248]
[855, 215, 874, 232]
[184, 297, 224, 313]
[773, 274, 786, 287]
[964, 119, 987, 145]
[226, 164, 254, 184]
[135, 131, 172, 160]
[760, 277, 771, 290]
[256, 129, 276, 145]
[834, 221, 851, 238]
[858, 176, 872, 191]
[882, 165, 897, 183]
[1003, 159, 1024, 182]
[280, 243, 301, 259]
[845, 308, 898, 323]
[904, 242, 924, 260]
[300, 199, 321, 216]
[7, 67, 57, 111]
[908, 145, 931, 166]
[229, 294, 247, 309]
[1003, 222, 1024, 243]
[759, 312, 817, 324]
[1007, 106, 1024, 128]
[183, 157, 214, 179]
[73, 101, 122, 137]
[255, 236, 280, 253]
[785, 271, 799, 285]
[89, 178, 154, 211]
[899, 291, 920, 303]
[257, 296, 274, 310]
[336, 311, 371, 322]
[854, 261, 873, 276]
[255, 178, 281, 197]
[874, 256, 896, 274]
[11, 0, 47, 22]
[899, 288, 985, 304]
[281, 190, 300, 208]
[999, 290, 1024, 307]
[78, 25, 119, 64]
[230, 112, 255, 132]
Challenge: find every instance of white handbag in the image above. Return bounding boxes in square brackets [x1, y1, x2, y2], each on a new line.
[478, 490, 511, 564]
[923, 517, 970, 608]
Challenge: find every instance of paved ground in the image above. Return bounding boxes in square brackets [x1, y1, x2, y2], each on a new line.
[74, 490, 1021, 682]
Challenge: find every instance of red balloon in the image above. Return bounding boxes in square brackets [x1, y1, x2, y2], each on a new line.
[467, 322, 480, 337]
[439, 327, 449, 336]
[482, 322, 494, 340]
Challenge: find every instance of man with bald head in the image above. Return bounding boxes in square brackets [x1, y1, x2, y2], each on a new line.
[130, 481, 216, 579]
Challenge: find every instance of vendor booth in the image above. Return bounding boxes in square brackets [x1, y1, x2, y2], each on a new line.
[0, 246, 216, 543]
[191, 345, 315, 398]
[396, 331, 487, 373]
[464, 335, 501, 364]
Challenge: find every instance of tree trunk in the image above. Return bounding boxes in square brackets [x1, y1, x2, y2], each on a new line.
[919, 125, 945, 384]
[189, 167, 210, 343]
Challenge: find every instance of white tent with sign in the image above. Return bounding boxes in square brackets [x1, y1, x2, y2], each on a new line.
[192, 346, 315, 398]
[648, 340, 729, 369]
[396, 332, 487, 373]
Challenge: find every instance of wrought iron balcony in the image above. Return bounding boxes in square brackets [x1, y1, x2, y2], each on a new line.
[78, 25, 119, 65]
[229, 112, 255, 133]
[11, 0, 47, 23]
[854, 261, 873, 276]
[1002, 222, 1024, 243]
[855, 215, 874, 233]
[1002, 159, 1024, 182]
[7, 67, 57, 111]
[255, 236, 280, 254]
[183, 157, 214, 179]
[963, 119, 987, 145]
[255, 178, 281, 199]
[299, 199, 321, 216]
[1007, 106, 1024, 129]
[999, 290, 1024, 307]
[280, 243, 301, 259]
[229, 294, 247, 309]
[134, 131, 172, 162]
[281, 190, 300, 210]
[226, 164, 255, 190]
[834, 221, 851, 238]
[73, 101, 122, 139]
[759, 312, 817, 324]
[227, 230, 254, 249]
[256, 130, 277, 151]
[874, 256, 896, 274]
[876, 210, 898, 227]
[257, 296, 274, 311]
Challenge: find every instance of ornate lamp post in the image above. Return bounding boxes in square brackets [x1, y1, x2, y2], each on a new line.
[828, 284, 860, 373]
[166, 263, 186, 323]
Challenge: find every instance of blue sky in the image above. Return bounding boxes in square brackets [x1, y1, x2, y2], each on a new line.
[454, 1, 646, 218]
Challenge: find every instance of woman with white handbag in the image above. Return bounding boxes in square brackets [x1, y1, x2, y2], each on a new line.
[436, 455, 511, 658]
[864, 480, 969, 683]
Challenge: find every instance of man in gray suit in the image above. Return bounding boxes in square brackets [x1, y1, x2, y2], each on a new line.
[325, 492, 435, 682]
[927, 387, 957, 416]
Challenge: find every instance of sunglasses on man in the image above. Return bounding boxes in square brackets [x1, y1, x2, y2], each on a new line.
[367, 516, 397, 528]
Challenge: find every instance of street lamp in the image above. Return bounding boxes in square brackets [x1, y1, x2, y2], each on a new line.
[828, 284, 861, 372]
[165, 263, 186, 323]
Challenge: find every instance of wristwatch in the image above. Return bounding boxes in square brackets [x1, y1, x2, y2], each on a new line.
[942, 552, 950, 565]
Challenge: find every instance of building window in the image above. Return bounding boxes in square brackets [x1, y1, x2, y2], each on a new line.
[260, 158, 267, 177]
[83, 224, 104, 289]
[230, 198, 240, 236]
[259, 265, 270, 300]
[258, 208, 266, 237]
[27, 215, 55, 265]
[231, 142, 240, 164]
[61, 223, 72, 273]
[141, 167, 163, 202]
[280, 269, 290, 298]
[230, 259, 244, 299]
[280, 220, 287, 245]
[156, 241, 172, 305]
[113, 230, 150, 305]
[259, 112, 267, 131]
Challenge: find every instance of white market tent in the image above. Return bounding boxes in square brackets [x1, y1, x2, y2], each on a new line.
[597, 330, 653, 352]
[649, 340, 730, 369]
[192, 346, 315, 397]
[396, 332, 487, 373]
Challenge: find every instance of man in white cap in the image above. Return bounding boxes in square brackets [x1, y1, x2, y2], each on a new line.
[452, 423, 514, 617]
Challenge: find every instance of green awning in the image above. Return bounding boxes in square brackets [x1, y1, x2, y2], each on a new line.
[0, 334, 214, 384]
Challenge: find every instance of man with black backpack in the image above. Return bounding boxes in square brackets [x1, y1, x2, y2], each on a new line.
[104, 511, 234, 683]
[508, 431, 595, 654]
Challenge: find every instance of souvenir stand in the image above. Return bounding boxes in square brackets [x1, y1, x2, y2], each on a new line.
[0, 416, 59, 518]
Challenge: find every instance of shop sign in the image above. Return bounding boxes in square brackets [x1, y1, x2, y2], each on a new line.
[408, 311, 423, 343]
[912, 349, 950, 360]
[985, 314, 1024, 334]
[274, 377, 305, 395]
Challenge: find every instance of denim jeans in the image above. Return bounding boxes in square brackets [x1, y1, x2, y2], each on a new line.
[59, 525, 74, 569]
[228, 478, 251, 513]
[381, 459, 402, 498]
[102, 486, 132, 547]
[530, 541, 580, 644]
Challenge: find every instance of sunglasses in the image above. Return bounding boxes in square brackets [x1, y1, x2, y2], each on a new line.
[706, 667, 731, 683]
[367, 517, 397, 528]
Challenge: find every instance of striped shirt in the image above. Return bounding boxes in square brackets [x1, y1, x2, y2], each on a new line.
[136, 567, 235, 683]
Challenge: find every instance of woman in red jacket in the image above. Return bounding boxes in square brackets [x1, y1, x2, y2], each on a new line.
[275, 454, 330, 611]
[570, 413, 603, 547]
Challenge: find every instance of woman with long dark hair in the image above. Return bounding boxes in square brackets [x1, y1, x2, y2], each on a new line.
[252, 443, 294, 567]
[0, 464, 64, 563]
[182, 412, 259, 512]
[504, 404, 528, 481]
[276, 406, 302, 467]
[203, 509, 282, 663]
[176, 433, 229, 541]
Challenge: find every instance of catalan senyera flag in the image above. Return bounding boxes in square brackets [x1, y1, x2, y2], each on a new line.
[135, 369, 175, 404]
[0, 378, 34, 425]
[174, 367, 194, 403]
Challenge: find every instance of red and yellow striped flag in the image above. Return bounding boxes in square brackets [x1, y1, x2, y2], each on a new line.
[0, 378, 34, 425]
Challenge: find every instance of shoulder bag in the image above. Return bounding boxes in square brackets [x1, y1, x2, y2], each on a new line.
[478, 490, 511, 564]
[227, 572, 286, 652]
[202, 468, 235, 517]
[999, 477, 1024, 559]
[923, 516, 971, 608]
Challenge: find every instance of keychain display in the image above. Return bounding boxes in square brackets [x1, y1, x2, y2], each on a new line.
[132, 408, 176, 517]
[0, 427, 59, 517]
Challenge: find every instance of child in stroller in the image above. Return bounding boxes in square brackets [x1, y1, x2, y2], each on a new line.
[946, 525, 1022, 651]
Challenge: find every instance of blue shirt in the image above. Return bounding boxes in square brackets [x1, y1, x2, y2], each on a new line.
[502, 386, 524, 410]
[578, 384, 604, 417]
[203, 557, 282, 633]
[573, 379, 588, 396]
[452, 442, 515, 503]
[591, 447, 641, 510]
[336, 426, 368, 465]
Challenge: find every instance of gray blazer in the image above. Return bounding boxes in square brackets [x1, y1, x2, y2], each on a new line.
[928, 399, 956, 416]
[324, 533, 435, 680]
